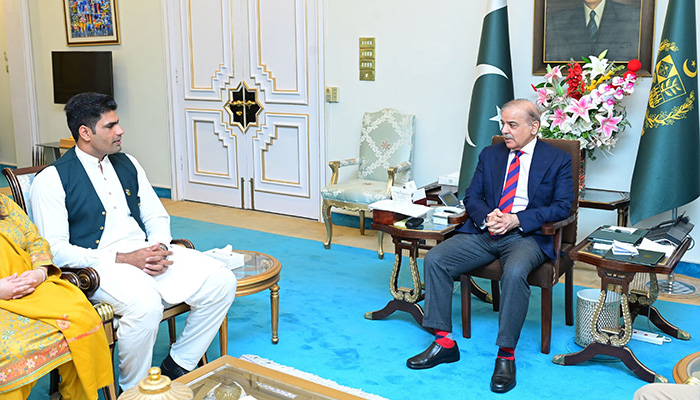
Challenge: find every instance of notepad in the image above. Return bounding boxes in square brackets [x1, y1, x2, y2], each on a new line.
[603, 249, 666, 267]
[588, 225, 648, 245]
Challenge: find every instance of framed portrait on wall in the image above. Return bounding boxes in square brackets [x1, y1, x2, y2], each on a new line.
[533, 0, 655, 76]
[63, 0, 120, 46]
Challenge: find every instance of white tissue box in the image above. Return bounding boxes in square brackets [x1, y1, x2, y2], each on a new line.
[438, 171, 459, 186]
[204, 245, 246, 270]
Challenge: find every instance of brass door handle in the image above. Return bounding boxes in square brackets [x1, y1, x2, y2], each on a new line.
[240, 177, 245, 208]
[249, 178, 255, 210]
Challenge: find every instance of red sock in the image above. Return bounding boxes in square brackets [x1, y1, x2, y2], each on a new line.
[497, 347, 515, 360]
[435, 330, 455, 348]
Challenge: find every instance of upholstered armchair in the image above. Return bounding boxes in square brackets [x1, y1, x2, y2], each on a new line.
[321, 108, 415, 259]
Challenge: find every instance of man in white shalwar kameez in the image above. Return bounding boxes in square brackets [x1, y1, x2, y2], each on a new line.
[30, 92, 237, 392]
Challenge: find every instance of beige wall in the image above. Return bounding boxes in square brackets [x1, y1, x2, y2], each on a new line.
[0, 0, 16, 165]
[26, 0, 171, 187]
[324, 0, 700, 263]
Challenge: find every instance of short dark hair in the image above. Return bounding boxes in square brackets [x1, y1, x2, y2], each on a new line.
[64, 92, 118, 141]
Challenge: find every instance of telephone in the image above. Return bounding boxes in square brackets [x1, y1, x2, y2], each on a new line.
[645, 214, 694, 245]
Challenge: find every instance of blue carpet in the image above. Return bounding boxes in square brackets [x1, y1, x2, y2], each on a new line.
[28, 216, 700, 399]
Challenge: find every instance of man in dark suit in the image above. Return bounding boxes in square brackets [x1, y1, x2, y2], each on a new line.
[545, 0, 641, 62]
[406, 99, 573, 394]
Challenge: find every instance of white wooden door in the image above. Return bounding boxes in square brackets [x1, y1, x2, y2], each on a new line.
[165, 0, 322, 219]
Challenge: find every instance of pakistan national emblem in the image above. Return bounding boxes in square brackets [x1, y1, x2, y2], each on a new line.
[644, 39, 697, 133]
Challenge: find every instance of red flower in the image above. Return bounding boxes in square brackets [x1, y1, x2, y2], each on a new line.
[627, 59, 641, 72]
[566, 61, 585, 100]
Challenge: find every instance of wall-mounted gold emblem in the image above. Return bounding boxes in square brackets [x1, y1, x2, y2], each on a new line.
[224, 81, 263, 131]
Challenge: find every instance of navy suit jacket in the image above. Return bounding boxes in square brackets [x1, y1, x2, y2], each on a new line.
[456, 140, 574, 260]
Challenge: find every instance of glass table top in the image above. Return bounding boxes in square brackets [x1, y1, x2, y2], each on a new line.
[579, 188, 630, 205]
[684, 355, 700, 379]
[231, 251, 277, 281]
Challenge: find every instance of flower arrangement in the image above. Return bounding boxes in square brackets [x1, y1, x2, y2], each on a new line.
[533, 51, 641, 160]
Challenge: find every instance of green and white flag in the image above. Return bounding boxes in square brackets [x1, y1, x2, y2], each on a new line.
[457, 0, 514, 196]
[630, 0, 699, 224]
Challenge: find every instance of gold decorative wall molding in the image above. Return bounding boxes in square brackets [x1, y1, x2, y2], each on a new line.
[185, 108, 240, 188]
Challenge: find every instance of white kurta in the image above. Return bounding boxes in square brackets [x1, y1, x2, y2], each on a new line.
[29, 147, 223, 304]
[29, 147, 237, 390]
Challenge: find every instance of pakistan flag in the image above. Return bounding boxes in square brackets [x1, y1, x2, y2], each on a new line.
[457, 0, 514, 196]
[630, 0, 699, 224]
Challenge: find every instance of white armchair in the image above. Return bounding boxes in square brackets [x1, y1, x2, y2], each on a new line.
[321, 108, 415, 258]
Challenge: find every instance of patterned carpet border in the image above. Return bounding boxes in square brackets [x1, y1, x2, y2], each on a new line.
[239, 354, 389, 400]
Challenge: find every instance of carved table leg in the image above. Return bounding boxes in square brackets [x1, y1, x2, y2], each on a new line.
[270, 283, 279, 344]
[629, 273, 691, 340]
[632, 304, 691, 340]
[469, 278, 493, 304]
[553, 343, 667, 383]
[552, 271, 668, 383]
[365, 238, 428, 329]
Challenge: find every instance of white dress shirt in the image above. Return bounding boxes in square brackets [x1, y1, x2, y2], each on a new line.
[502, 137, 537, 214]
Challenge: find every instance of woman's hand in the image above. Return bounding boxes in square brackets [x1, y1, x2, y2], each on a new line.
[0, 274, 20, 300]
[0, 269, 45, 300]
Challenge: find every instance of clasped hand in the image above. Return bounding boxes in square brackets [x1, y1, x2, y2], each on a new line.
[0, 270, 44, 300]
[485, 208, 520, 235]
[116, 244, 173, 276]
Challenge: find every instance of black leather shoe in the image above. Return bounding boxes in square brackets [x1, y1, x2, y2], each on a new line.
[160, 354, 190, 380]
[406, 342, 460, 369]
[490, 358, 516, 393]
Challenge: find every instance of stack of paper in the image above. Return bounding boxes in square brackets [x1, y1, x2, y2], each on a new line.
[611, 240, 639, 256]
[637, 238, 676, 258]
[369, 199, 430, 218]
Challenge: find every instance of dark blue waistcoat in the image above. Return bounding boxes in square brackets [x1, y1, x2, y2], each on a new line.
[53, 147, 147, 249]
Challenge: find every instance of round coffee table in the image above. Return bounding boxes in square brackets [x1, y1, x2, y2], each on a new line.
[219, 250, 281, 350]
[674, 351, 700, 383]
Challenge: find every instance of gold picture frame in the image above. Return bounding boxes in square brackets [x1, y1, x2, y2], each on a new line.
[63, 0, 120, 46]
[533, 0, 655, 76]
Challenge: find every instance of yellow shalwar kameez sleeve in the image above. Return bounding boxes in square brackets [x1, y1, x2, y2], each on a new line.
[0, 195, 113, 400]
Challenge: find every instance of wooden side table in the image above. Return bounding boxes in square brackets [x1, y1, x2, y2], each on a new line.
[366, 213, 491, 327]
[579, 188, 630, 226]
[553, 236, 692, 382]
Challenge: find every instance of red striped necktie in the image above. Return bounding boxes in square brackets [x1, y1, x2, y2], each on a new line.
[498, 150, 523, 213]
